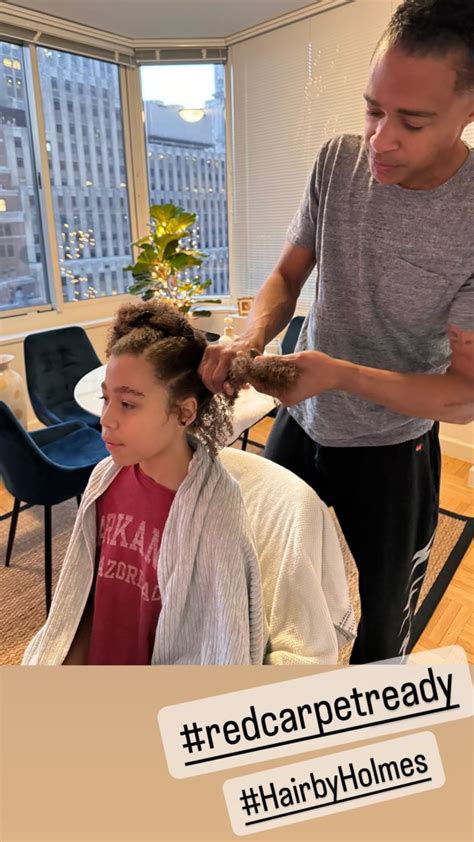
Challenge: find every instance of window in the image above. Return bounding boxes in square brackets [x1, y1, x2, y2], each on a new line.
[37, 47, 132, 303]
[0, 41, 49, 311]
[140, 64, 229, 297]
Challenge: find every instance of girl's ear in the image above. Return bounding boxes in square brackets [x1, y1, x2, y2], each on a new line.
[178, 396, 198, 427]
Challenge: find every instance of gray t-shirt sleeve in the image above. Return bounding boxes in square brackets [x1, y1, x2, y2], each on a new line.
[448, 274, 474, 332]
[286, 151, 322, 250]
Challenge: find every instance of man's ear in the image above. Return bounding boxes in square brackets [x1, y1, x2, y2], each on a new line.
[463, 94, 474, 127]
[178, 396, 198, 427]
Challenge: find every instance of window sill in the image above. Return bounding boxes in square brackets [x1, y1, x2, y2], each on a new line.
[0, 295, 236, 344]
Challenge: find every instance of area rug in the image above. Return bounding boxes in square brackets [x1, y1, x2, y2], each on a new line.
[0, 501, 472, 665]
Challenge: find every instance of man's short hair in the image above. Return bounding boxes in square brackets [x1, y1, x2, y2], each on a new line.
[379, 0, 474, 94]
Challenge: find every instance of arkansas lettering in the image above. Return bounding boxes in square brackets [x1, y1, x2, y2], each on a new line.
[96, 513, 162, 602]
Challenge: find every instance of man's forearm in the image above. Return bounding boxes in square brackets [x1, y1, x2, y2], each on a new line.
[239, 271, 299, 350]
[334, 359, 474, 424]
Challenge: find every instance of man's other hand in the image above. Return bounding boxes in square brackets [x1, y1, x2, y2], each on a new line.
[199, 338, 263, 395]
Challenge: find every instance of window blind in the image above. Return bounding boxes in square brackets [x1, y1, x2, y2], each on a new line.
[135, 47, 227, 64]
[229, 0, 399, 313]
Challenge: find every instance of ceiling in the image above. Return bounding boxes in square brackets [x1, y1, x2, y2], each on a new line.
[3, 0, 322, 39]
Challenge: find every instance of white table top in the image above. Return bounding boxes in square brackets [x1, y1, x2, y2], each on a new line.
[74, 365, 277, 445]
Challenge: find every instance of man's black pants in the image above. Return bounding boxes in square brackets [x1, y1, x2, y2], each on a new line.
[264, 409, 441, 663]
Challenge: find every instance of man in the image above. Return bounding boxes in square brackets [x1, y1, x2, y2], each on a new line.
[199, 0, 474, 663]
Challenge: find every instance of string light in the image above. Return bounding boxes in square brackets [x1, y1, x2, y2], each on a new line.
[60, 222, 97, 298]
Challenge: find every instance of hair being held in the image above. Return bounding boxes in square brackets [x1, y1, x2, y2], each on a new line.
[107, 300, 300, 453]
[227, 353, 300, 394]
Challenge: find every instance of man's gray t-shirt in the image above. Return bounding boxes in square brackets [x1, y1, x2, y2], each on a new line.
[287, 134, 474, 447]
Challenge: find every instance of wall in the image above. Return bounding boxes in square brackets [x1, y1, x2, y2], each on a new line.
[438, 422, 473, 465]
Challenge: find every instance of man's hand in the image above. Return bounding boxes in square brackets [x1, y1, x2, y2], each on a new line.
[246, 325, 474, 424]
[247, 350, 339, 405]
[199, 338, 264, 395]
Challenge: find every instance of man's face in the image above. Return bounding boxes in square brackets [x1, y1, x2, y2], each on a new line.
[364, 45, 474, 189]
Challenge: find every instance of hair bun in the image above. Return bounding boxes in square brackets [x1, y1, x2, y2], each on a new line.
[107, 299, 206, 356]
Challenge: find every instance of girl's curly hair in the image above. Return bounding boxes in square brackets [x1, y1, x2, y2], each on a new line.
[106, 300, 233, 456]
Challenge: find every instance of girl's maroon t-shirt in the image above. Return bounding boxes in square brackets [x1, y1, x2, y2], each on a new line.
[87, 465, 175, 665]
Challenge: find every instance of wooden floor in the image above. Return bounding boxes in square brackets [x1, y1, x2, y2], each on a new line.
[1, 417, 472, 661]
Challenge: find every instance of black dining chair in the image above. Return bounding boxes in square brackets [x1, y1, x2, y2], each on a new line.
[24, 325, 102, 430]
[0, 401, 107, 614]
[280, 315, 305, 356]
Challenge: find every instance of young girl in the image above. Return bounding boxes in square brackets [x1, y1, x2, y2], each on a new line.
[22, 300, 265, 665]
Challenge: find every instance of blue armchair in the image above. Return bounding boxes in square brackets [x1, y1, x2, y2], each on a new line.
[24, 325, 102, 430]
[0, 401, 108, 613]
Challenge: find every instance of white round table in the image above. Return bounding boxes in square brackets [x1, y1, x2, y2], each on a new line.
[74, 365, 277, 445]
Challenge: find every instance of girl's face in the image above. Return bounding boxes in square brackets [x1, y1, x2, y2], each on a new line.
[100, 353, 196, 470]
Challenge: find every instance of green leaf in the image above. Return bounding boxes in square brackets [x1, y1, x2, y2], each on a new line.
[175, 211, 196, 229]
[129, 281, 152, 294]
[163, 218, 193, 236]
[150, 203, 184, 225]
[170, 253, 202, 270]
[131, 259, 161, 270]
[135, 244, 157, 260]
[128, 277, 152, 290]
[163, 238, 182, 259]
[132, 235, 153, 248]
[151, 233, 181, 259]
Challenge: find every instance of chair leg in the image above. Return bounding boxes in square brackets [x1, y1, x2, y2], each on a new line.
[241, 429, 249, 451]
[44, 505, 52, 615]
[5, 498, 21, 567]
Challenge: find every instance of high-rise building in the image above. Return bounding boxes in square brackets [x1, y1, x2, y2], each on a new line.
[0, 43, 48, 309]
[144, 66, 228, 297]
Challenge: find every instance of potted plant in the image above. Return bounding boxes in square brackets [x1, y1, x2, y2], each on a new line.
[125, 203, 221, 317]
